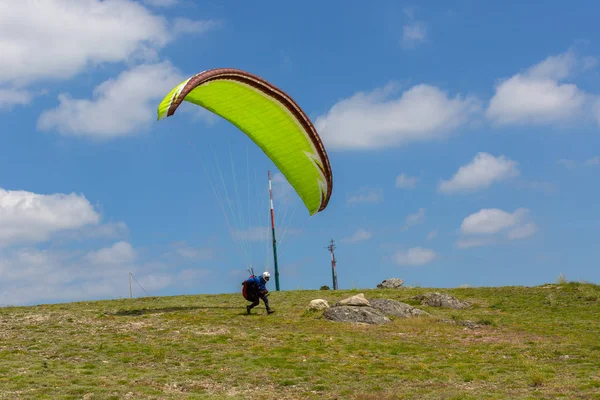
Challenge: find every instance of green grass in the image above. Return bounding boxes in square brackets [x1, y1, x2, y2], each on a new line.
[1, 283, 599, 399]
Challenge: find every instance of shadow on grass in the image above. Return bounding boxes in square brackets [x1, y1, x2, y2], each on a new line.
[111, 305, 242, 316]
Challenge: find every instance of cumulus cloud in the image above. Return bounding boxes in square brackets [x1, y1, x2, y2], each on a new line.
[439, 152, 519, 193]
[393, 247, 437, 266]
[37, 62, 183, 138]
[395, 173, 418, 189]
[556, 157, 600, 168]
[455, 237, 496, 249]
[172, 18, 219, 36]
[0, 0, 214, 86]
[0, 0, 217, 109]
[486, 50, 598, 125]
[315, 83, 480, 150]
[0, 88, 34, 110]
[347, 188, 383, 204]
[144, 0, 179, 7]
[402, 208, 425, 230]
[401, 7, 427, 48]
[0, 242, 208, 306]
[0, 187, 100, 246]
[402, 22, 427, 47]
[585, 156, 600, 166]
[506, 222, 538, 240]
[342, 229, 372, 243]
[84, 241, 137, 266]
[457, 208, 537, 248]
[594, 99, 600, 125]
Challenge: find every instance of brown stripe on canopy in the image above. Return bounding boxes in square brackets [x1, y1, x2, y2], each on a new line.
[166, 68, 333, 213]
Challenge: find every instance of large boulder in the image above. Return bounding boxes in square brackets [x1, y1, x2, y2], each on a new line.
[323, 306, 390, 325]
[307, 299, 330, 311]
[377, 278, 405, 289]
[369, 298, 429, 318]
[412, 292, 471, 309]
[336, 293, 370, 307]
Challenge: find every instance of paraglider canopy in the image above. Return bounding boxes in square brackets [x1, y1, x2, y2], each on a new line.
[157, 68, 332, 216]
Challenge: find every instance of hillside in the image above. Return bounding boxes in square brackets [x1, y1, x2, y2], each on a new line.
[1, 283, 599, 399]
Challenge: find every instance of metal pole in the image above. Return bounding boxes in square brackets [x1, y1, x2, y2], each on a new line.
[268, 170, 280, 291]
[129, 272, 133, 299]
[327, 239, 338, 290]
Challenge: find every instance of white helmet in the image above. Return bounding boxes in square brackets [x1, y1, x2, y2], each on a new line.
[262, 271, 270, 280]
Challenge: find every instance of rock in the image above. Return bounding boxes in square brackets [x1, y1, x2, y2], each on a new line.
[369, 298, 429, 318]
[377, 278, 405, 289]
[323, 306, 390, 325]
[336, 293, 370, 307]
[413, 292, 471, 309]
[307, 299, 329, 311]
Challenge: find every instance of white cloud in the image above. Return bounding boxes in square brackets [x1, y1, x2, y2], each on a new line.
[401, 7, 427, 48]
[439, 152, 519, 193]
[78, 222, 130, 240]
[456, 237, 496, 249]
[426, 229, 438, 240]
[0, 243, 204, 306]
[461, 208, 528, 235]
[37, 62, 183, 138]
[507, 222, 538, 240]
[0, 88, 34, 110]
[486, 51, 596, 125]
[0, 0, 166, 86]
[0, 0, 217, 111]
[594, 99, 600, 125]
[457, 208, 537, 248]
[403, 7, 416, 19]
[558, 158, 577, 169]
[402, 208, 425, 230]
[556, 157, 600, 168]
[393, 247, 437, 266]
[395, 173, 418, 189]
[347, 188, 383, 204]
[586, 156, 600, 166]
[0, 0, 215, 87]
[172, 18, 219, 36]
[402, 22, 427, 47]
[315, 83, 480, 150]
[144, 0, 179, 6]
[0, 187, 100, 247]
[342, 229, 372, 243]
[84, 241, 137, 265]
[168, 241, 216, 261]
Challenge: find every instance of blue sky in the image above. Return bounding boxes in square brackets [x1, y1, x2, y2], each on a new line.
[1, 0, 599, 306]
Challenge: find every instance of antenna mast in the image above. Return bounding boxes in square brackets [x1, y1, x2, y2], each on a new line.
[327, 239, 338, 290]
[268, 170, 280, 291]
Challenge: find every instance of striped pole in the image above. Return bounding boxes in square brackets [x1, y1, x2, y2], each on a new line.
[268, 170, 280, 291]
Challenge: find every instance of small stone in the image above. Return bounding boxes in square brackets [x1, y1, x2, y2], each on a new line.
[307, 299, 329, 311]
[377, 278, 405, 289]
[336, 293, 370, 307]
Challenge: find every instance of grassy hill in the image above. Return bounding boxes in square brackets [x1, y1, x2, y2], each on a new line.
[1, 282, 599, 399]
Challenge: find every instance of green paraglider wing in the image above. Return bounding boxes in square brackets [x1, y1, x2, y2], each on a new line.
[157, 68, 332, 215]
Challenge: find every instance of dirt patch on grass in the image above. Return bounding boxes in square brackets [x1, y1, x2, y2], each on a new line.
[190, 327, 230, 336]
[458, 327, 546, 345]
